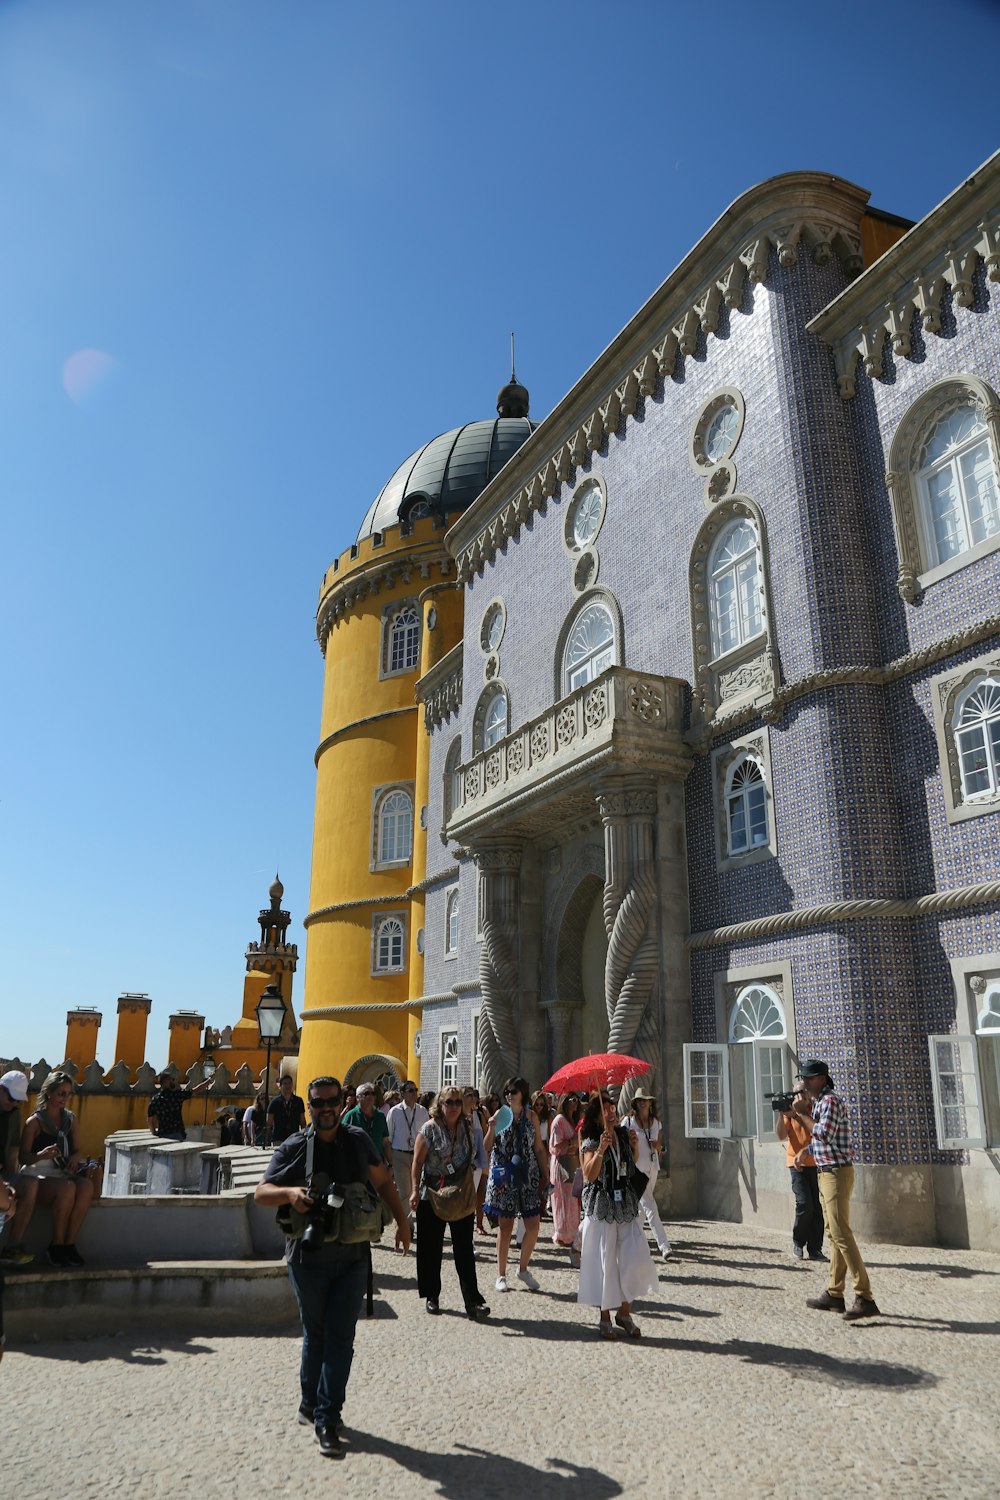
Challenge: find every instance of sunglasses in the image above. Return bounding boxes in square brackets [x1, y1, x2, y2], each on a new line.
[309, 1095, 341, 1109]
[504, 1088, 521, 1097]
[443, 1098, 463, 1108]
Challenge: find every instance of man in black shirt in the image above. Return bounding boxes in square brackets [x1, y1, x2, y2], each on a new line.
[265, 1074, 306, 1146]
[255, 1075, 410, 1459]
[147, 1071, 212, 1141]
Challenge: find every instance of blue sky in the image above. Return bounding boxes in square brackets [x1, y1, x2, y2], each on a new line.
[3, 0, 998, 1067]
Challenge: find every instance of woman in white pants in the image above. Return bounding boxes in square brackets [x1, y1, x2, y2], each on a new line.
[620, 1090, 671, 1259]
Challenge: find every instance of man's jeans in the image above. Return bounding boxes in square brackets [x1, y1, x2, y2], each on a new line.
[817, 1165, 873, 1301]
[286, 1253, 368, 1427]
[789, 1165, 823, 1255]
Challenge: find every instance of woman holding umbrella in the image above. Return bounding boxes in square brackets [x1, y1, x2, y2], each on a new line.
[483, 1077, 547, 1293]
[578, 1090, 659, 1338]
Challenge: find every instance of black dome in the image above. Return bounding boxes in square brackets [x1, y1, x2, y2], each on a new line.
[355, 417, 535, 542]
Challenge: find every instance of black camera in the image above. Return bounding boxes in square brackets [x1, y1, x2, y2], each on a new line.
[766, 1091, 797, 1114]
[300, 1174, 344, 1252]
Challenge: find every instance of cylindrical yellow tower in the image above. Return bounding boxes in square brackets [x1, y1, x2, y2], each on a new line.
[112, 993, 152, 1072]
[299, 403, 535, 1090]
[65, 1008, 102, 1070]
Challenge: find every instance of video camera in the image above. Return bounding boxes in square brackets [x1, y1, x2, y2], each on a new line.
[765, 1091, 797, 1115]
[301, 1173, 345, 1252]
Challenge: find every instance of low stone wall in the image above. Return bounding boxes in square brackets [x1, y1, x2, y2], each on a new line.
[16, 1192, 285, 1264]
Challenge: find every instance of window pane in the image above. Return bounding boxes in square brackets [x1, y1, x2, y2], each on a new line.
[564, 603, 615, 691]
[961, 441, 1000, 545]
[483, 692, 506, 748]
[927, 467, 967, 562]
[389, 608, 420, 672]
[747, 782, 768, 846]
[729, 792, 748, 852]
[958, 725, 991, 796]
[712, 571, 739, 654]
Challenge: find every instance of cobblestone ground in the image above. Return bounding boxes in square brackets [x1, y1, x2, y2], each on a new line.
[8, 1219, 1000, 1499]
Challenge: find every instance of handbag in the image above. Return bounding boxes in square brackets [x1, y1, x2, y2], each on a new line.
[571, 1167, 584, 1198]
[425, 1120, 477, 1222]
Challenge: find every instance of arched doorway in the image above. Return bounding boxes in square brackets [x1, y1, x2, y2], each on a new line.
[345, 1053, 405, 1091]
[553, 874, 608, 1061]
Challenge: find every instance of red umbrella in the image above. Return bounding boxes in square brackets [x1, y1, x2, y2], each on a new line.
[541, 1052, 652, 1097]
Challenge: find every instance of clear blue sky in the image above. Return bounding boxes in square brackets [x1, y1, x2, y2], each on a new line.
[2, 0, 997, 1068]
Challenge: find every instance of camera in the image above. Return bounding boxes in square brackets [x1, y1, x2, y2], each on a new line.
[766, 1091, 797, 1114]
[300, 1174, 344, 1252]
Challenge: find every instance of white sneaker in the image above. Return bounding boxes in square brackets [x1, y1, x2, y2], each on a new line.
[660, 1245, 672, 1261]
[516, 1267, 540, 1292]
[495, 1275, 509, 1293]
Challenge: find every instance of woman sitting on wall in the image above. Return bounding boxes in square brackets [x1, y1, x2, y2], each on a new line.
[19, 1070, 99, 1268]
[578, 1091, 658, 1339]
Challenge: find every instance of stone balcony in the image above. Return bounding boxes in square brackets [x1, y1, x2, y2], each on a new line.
[447, 667, 691, 841]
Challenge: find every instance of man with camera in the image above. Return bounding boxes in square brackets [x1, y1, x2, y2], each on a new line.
[254, 1075, 411, 1459]
[792, 1059, 880, 1321]
[774, 1080, 825, 1262]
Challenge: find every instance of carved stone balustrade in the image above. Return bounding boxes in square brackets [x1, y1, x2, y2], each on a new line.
[448, 668, 690, 840]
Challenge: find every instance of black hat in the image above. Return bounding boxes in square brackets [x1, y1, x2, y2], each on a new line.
[799, 1059, 831, 1080]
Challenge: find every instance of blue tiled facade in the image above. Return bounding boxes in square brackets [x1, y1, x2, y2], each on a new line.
[412, 164, 1000, 1245]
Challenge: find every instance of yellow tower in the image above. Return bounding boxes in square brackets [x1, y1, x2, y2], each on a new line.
[299, 382, 535, 1089]
[65, 1007, 102, 1070]
[112, 993, 152, 1071]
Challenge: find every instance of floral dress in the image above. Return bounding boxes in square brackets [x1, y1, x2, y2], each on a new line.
[484, 1112, 542, 1220]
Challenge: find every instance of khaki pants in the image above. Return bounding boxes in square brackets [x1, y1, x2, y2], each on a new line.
[393, 1151, 415, 1217]
[817, 1165, 872, 1301]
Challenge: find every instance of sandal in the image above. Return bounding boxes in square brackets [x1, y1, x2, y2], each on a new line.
[598, 1319, 619, 1340]
[614, 1313, 642, 1338]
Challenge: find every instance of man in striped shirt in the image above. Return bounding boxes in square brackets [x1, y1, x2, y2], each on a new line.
[793, 1059, 880, 1321]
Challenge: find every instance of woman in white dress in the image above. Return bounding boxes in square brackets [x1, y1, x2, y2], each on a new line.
[620, 1090, 671, 1259]
[577, 1092, 658, 1339]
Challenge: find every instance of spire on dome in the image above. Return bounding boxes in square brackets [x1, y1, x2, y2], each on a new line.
[496, 331, 529, 419]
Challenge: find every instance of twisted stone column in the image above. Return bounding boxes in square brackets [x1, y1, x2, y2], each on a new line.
[598, 784, 660, 1113]
[475, 846, 522, 1095]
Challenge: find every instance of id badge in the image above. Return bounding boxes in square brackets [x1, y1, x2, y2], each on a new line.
[445, 1163, 455, 1176]
[614, 1188, 623, 1204]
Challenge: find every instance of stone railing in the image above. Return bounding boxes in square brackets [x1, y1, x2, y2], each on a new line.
[448, 668, 688, 837]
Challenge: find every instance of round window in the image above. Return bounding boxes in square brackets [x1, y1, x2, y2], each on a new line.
[690, 388, 746, 474]
[564, 478, 606, 553]
[480, 601, 505, 654]
[704, 404, 740, 463]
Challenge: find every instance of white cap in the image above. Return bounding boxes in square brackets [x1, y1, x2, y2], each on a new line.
[0, 1070, 29, 1102]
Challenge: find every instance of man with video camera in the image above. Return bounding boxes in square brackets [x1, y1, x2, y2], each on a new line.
[774, 1078, 825, 1262]
[254, 1075, 411, 1458]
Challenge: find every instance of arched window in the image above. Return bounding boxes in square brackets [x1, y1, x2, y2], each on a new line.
[709, 519, 764, 658]
[377, 789, 413, 864]
[373, 916, 405, 973]
[444, 889, 459, 955]
[728, 984, 788, 1141]
[725, 755, 769, 855]
[443, 737, 463, 828]
[563, 600, 615, 693]
[440, 1031, 459, 1089]
[917, 405, 1000, 566]
[953, 676, 1000, 801]
[387, 606, 420, 674]
[474, 685, 508, 752]
[407, 499, 432, 521]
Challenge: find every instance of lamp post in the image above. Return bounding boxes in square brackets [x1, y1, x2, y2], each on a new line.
[255, 981, 287, 1146]
[201, 1056, 217, 1128]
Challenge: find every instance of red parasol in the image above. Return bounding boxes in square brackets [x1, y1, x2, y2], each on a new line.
[540, 1052, 652, 1097]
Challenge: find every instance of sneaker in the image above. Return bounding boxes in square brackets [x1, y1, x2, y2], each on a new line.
[516, 1267, 540, 1292]
[495, 1275, 509, 1293]
[62, 1244, 85, 1268]
[297, 1404, 314, 1426]
[843, 1296, 881, 1321]
[659, 1245, 672, 1261]
[0, 1243, 33, 1265]
[806, 1291, 846, 1312]
[45, 1245, 68, 1268]
[316, 1426, 344, 1460]
[792, 1243, 804, 1260]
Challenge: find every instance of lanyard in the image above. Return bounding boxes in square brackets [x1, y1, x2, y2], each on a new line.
[403, 1107, 417, 1148]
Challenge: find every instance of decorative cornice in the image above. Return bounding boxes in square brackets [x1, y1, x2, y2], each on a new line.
[415, 643, 463, 731]
[701, 615, 1000, 743]
[314, 706, 417, 767]
[445, 173, 871, 580]
[405, 865, 459, 897]
[807, 149, 1000, 397]
[688, 877, 1000, 950]
[303, 894, 409, 929]
[316, 544, 452, 654]
[300, 1002, 418, 1018]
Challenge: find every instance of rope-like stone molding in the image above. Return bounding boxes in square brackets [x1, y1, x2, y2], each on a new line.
[314, 706, 417, 767]
[705, 614, 1000, 741]
[451, 200, 866, 583]
[600, 789, 660, 1113]
[300, 1002, 418, 1018]
[476, 848, 522, 1091]
[303, 894, 409, 929]
[688, 878, 1000, 950]
[451, 980, 481, 995]
[405, 866, 460, 897]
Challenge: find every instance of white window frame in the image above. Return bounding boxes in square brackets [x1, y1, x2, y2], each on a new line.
[928, 1034, 987, 1149]
[707, 518, 765, 661]
[916, 405, 1000, 569]
[473, 685, 509, 753]
[380, 600, 421, 679]
[562, 600, 616, 694]
[440, 1030, 459, 1090]
[376, 789, 413, 866]
[727, 985, 789, 1143]
[444, 887, 459, 958]
[682, 1043, 731, 1139]
[953, 675, 1000, 803]
[725, 754, 769, 857]
[370, 782, 415, 871]
[371, 912, 406, 976]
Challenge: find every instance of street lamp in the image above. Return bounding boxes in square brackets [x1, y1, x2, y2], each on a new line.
[255, 981, 287, 1142]
[201, 1056, 217, 1127]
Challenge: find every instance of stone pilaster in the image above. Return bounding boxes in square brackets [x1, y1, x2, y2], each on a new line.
[474, 845, 522, 1094]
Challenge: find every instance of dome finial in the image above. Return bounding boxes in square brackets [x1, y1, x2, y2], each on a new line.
[497, 332, 529, 419]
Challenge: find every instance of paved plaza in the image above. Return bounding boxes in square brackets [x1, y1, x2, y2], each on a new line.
[9, 1218, 1000, 1499]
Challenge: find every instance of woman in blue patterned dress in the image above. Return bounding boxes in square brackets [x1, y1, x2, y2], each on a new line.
[484, 1076, 548, 1294]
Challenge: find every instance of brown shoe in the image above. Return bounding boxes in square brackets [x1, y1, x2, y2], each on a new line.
[843, 1297, 881, 1321]
[806, 1291, 846, 1312]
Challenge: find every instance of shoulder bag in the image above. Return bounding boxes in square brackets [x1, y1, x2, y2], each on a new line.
[425, 1120, 477, 1221]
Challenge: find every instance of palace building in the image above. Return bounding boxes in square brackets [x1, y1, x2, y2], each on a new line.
[298, 153, 1000, 1248]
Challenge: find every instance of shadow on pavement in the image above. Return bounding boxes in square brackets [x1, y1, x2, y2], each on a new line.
[348, 1434, 623, 1498]
[849, 1315, 1000, 1336]
[631, 1334, 937, 1389]
[865, 1261, 1000, 1279]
